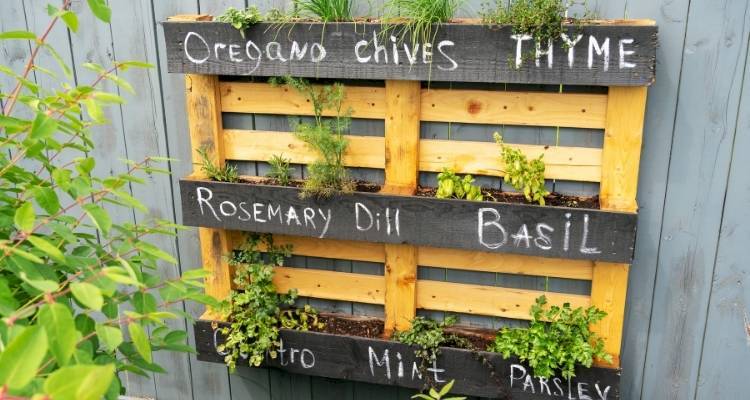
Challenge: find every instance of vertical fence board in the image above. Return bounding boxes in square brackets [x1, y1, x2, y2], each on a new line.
[641, 1, 750, 399]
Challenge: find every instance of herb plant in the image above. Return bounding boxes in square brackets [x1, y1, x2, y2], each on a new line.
[382, 0, 463, 49]
[494, 132, 549, 205]
[395, 316, 470, 388]
[219, 234, 322, 371]
[488, 295, 612, 379]
[271, 77, 354, 198]
[436, 168, 484, 201]
[294, 0, 353, 22]
[0, 2, 214, 398]
[412, 379, 466, 400]
[197, 146, 239, 183]
[267, 154, 293, 186]
[218, 6, 263, 36]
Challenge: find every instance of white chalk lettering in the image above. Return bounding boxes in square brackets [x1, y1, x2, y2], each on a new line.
[290, 41, 308, 61]
[538, 376, 552, 395]
[238, 202, 252, 222]
[534, 223, 554, 250]
[595, 383, 611, 400]
[213, 43, 227, 59]
[268, 204, 282, 223]
[437, 40, 458, 71]
[580, 214, 601, 254]
[244, 40, 262, 73]
[561, 33, 584, 68]
[564, 213, 572, 252]
[512, 34, 533, 68]
[578, 382, 593, 400]
[286, 206, 301, 226]
[404, 43, 419, 65]
[356, 202, 374, 231]
[553, 377, 565, 396]
[266, 42, 287, 62]
[373, 32, 387, 63]
[390, 36, 400, 65]
[184, 32, 210, 64]
[303, 207, 316, 229]
[619, 38, 636, 68]
[512, 224, 533, 248]
[535, 39, 554, 68]
[426, 360, 446, 383]
[311, 43, 326, 62]
[228, 44, 242, 62]
[368, 347, 391, 379]
[355, 40, 371, 63]
[588, 36, 610, 71]
[510, 364, 526, 388]
[196, 187, 220, 221]
[253, 203, 266, 223]
[478, 208, 508, 249]
[300, 349, 315, 369]
[422, 42, 433, 64]
[318, 209, 332, 238]
[219, 201, 237, 217]
[213, 329, 228, 356]
[523, 374, 536, 393]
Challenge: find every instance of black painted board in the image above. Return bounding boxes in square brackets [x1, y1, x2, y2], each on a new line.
[195, 320, 620, 399]
[179, 178, 637, 263]
[163, 21, 657, 86]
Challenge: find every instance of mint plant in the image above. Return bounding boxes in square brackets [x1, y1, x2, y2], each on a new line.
[488, 295, 612, 379]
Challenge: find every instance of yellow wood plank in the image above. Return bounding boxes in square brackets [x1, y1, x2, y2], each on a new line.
[383, 80, 421, 194]
[416, 280, 590, 320]
[421, 89, 608, 129]
[417, 247, 594, 281]
[220, 82, 385, 119]
[198, 228, 233, 304]
[590, 262, 628, 368]
[384, 244, 418, 334]
[167, 14, 212, 21]
[224, 130, 384, 169]
[273, 267, 385, 305]
[419, 139, 602, 182]
[593, 86, 648, 368]
[600, 86, 648, 211]
[224, 130, 600, 181]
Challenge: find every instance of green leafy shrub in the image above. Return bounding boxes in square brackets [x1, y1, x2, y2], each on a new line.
[494, 132, 549, 205]
[436, 168, 483, 201]
[412, 379, 466, 400]
[267, 154, 293, 186]
[218, 6, 263, 36]
[488, 295, 612, 379]
[294, 0, 353, 22]
[0, 2, 213, 398]
[197, 146, 239, 183]
[219, 234, 322, 371]
[271, 77, 354, 198]
[394, 316, 470, 388]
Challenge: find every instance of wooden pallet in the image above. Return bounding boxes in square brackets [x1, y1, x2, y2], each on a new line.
[173, 14, 649, 370]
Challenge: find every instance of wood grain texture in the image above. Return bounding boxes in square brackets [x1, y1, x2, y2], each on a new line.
[383, 244, 418, 334]
[179, 178, 638, 262]
[163, 21, 657, 86]
[273, 267, 385, 304]
[590, 262, 628, 368]
[383, 80, 421, 193]
[195, 321, 621, 399]
[416, 280, 590, 320]
[224, 129, 603, 181]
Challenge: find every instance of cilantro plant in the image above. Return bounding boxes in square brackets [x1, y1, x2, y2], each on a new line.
[488, 295, 612, 379]
[197, 146, 239, 183]
[0, 2, 213, 398]
[219, 234, 322, 371]
[494, 132, 549, 205]
[436, 168, 484, 201]
[412, 379, 466, 400]
[270, 77, 354, 198]
[218, 6, 263, 37]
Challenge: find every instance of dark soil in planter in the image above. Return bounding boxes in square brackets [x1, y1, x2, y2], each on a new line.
[239, 176, 600, 209]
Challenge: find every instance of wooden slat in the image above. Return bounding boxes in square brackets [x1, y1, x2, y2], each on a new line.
[420, 139, 602, 182]
[421, 89, 608, 129]
[186, 73, 232, 305]
[273, 267, 385, 305]
[223, 130, 384, 169]
[416, 280, 591, 320]
[593, 86, 648, 368]
[224, 130, 601, 181]
[384, 244, 418, 333]
[220, 82, 608, 130]
[232, 234, 592, 280]
[418, 247, 594, 281]
[220, 82, 385, 119]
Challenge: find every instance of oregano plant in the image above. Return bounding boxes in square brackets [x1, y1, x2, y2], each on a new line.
[0, 2, 213, 399]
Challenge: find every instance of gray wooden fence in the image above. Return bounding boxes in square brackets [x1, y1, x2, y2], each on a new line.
[1, 0, 748, 399]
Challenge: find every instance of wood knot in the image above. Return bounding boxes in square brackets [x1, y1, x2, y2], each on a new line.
[467, 100, 482, 114]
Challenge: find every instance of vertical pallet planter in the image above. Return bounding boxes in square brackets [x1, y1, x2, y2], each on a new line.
[164, 15, 656, 399]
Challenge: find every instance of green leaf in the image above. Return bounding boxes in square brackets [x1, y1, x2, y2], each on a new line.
[0, 325, 48, 390]
[82, 98, 106, 124]
[86, 0, 112, 23]
[0, 30, 36, 40]
[42, 43, 73, 79]
[117, 60, 154, 70]
[60, 10, 79, 32]
[27, 235, 65, 263]
[95, 324, 123, 352]
[71, 282, 103, 311]
[138, 241, 177, 264]
[33, 186, 61, 214]
[18, 271, 58, 292]
[128, 323, 152, 363]
[92, 91, 124, 104]
[30, 112, 58, 140]
[44, 364, 115, 400]
[14, 201, 35, 232]
[105, 74, 134, 94]
[38, 303, 77, 366]
[82, 204, 111, 236]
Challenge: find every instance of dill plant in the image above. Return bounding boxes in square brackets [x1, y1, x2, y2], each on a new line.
[271, 77, 354, 198]
[294, 0, 353, 22]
